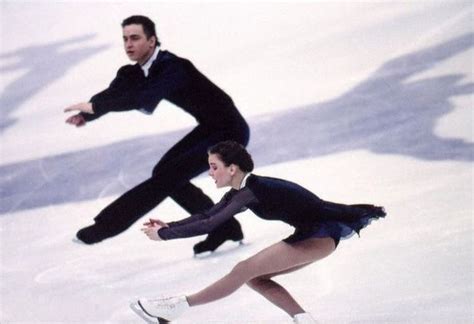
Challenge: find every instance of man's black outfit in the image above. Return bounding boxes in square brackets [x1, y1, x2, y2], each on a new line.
[77, 50, 250, 253]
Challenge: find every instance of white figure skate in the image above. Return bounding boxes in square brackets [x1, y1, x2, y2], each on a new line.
[131, 296, 189, 323]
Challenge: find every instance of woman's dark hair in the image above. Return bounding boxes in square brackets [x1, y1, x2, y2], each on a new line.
[208, 141, 254, 173]
[122, 15, 161, 47]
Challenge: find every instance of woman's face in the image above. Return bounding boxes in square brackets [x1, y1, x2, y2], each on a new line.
[208, 153, 233, 188]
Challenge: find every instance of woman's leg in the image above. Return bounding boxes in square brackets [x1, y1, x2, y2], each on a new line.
[186, 237, 335, 314]
[245, 263, 311, 316]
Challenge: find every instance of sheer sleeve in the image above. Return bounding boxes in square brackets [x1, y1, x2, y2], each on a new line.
[165, 190, 235, 227]
[158, 187, 257, 240]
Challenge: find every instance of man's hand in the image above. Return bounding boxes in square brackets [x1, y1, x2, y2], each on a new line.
[65, 114, 86, 127]
[64, 102, 93, 127]
[141, 224, 165, 241]
[64, 102, 94, 114]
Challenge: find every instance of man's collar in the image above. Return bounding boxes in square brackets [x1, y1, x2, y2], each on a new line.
[141, 47, 160, 76]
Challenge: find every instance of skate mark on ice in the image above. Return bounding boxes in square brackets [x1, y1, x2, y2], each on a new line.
[34, 256, 104, 284]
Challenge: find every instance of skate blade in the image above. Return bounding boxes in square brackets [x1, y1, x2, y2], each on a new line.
[194, 240, 249, 259]
[130, 302, 171, 324]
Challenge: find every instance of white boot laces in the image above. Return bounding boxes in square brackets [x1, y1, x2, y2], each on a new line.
[148, 296, 179, 310]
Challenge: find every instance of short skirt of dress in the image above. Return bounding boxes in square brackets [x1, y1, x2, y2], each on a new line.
[283, 205, 386, 247]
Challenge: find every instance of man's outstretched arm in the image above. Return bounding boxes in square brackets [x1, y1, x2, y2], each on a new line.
[64, 102, 93, 127]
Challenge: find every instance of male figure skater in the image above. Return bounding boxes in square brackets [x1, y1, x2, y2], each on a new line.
[64, 15, 249, 254]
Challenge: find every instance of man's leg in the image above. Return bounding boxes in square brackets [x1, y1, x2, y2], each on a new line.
[169, 182, 214, 214]
[77, 127, 215, 244]
[77, 126, 246, 247]
[76, 172, 181, 244]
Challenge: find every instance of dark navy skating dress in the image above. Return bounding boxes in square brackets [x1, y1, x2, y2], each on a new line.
[158, 174, 386, 246]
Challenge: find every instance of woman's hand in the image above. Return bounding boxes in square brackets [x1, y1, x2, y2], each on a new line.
[141, 218, 169, 241]
[141, 224, 164, 241]
[143, 218, 168, 228]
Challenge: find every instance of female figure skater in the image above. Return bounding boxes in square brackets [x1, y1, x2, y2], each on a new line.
[133, 140, 386, 324]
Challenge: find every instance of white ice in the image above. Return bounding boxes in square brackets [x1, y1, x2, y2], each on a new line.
[0, 1, 472, 323]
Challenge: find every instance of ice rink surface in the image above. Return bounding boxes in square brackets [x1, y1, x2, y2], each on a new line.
[1, 1, 472, 323]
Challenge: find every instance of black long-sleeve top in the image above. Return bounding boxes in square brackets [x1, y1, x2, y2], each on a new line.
[158, 174, 382, 240]
[81, 50, 246, 129]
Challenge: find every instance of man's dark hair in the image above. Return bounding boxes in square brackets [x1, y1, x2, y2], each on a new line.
[122, 15, 160, 47]
[209, 141, 254, 173]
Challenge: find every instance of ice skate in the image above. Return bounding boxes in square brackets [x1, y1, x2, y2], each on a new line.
[193, 219, 244, 255]
[130, 301, 160, 323]
[135, 296, 189, 322]
[75, 223, 107, 244]
[293, 312, 319, 324]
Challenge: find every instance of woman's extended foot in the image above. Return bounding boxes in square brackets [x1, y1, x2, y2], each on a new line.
[137, 295, 189, 322]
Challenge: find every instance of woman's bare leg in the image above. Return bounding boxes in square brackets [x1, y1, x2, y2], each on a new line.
[186, 237, 335, 315]
[245, 263, 312, 316]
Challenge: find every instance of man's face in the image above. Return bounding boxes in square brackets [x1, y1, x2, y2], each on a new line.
[122, 24, 155, 65]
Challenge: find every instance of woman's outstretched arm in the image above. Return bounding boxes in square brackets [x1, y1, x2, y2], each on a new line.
[156, 187, 257, 240]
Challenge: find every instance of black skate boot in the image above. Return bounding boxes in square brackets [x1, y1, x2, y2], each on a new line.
[193, 218, 243, 255]
[75, 223, 109, 244]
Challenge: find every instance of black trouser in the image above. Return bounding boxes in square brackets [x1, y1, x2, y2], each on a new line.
[93, 123, 249, 240]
